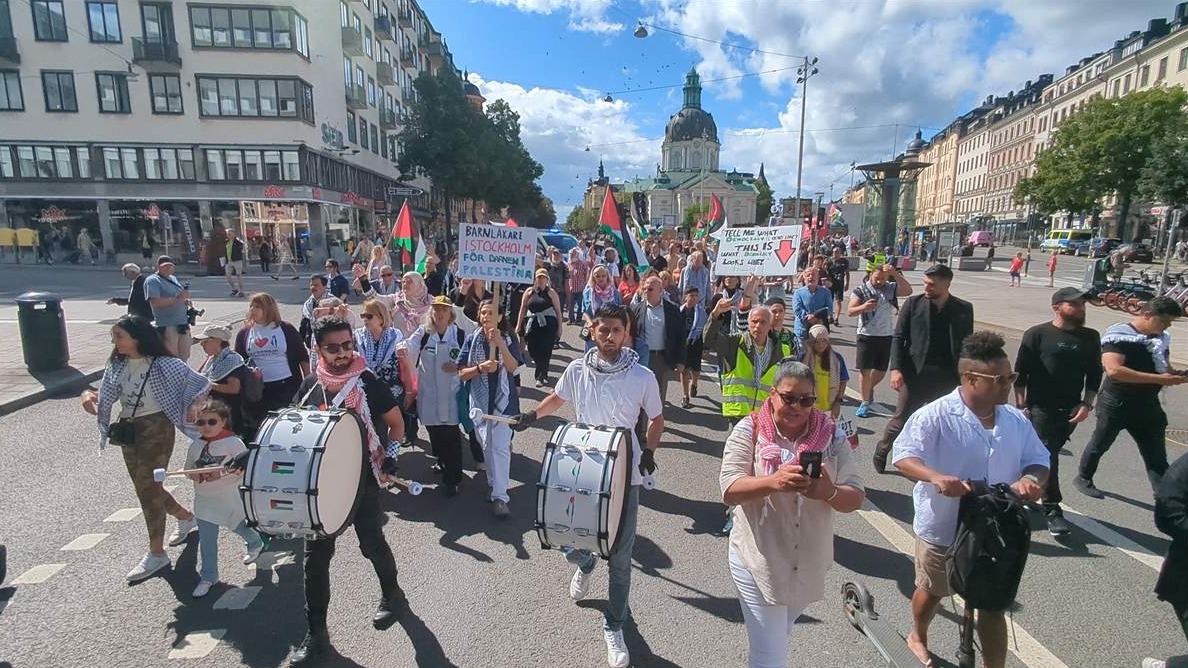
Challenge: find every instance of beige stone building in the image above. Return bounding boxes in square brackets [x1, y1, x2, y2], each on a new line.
[953, 104, 994, 228]
[983, 76, 1050, 241]
[913, 123, 960, 227]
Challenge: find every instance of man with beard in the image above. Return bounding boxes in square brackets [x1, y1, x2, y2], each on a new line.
[848, 263, 913, 418]
[276, 315, 407, 666]
[1012, 288, 1102, 536]
[512, 303, 664, 668]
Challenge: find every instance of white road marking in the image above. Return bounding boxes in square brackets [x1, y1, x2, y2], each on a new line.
[212, 586, 261, 611]
[12, 563, 66, 584]
[59, 533, 110, 551]
[104, 508, 143, 522]
[1059, 504, 1164, 572]
[856, 500, 1071, 668]
[168, 629, 226, 659]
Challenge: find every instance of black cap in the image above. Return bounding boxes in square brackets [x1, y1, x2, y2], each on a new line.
[1052, 287, 1087, 305]
[156, 255, 174, 266]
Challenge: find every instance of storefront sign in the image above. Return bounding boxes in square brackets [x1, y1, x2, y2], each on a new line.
[457, 222, 539, 284]
[37, 206, 68, 223]
[178, 208, 196, 254]
[321, 122, 345, 150]
[714, 225, 802, 277]
[262, 185, 286, 199]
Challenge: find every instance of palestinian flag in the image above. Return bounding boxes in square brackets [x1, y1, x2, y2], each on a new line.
[598, 185, 646, 270]
[695, 193, 726, 238]
[391, 200, 416, 272]
[270, 461, 295, 475]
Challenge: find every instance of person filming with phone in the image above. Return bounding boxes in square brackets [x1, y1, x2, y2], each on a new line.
[720, 360, 865, 668]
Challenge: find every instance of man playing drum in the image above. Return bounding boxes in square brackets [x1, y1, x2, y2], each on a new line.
[513, 303, 664, 668]
[283, 315, 407, 666]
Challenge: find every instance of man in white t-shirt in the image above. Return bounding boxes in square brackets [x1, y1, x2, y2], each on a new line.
[847, 263, 913, 418]
[513, 302, 663, 668]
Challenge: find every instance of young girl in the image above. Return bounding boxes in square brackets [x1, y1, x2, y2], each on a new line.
[1009, 251, 1024, 287]
[1048, 251, 1058, 287]
[186, 399, 266, 598]
[797, 324, 849, 419]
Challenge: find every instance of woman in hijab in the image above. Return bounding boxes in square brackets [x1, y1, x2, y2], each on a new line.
[392, 271, 433, 339]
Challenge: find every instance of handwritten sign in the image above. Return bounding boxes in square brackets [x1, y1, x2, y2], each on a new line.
[457, 222, 539, 284]
[714, 225, 802, 277]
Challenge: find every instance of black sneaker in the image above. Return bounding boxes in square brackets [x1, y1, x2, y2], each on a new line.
[373, 589, 408, 630]
[1045, 509, 1072, 537]
[691, 383, 698, 398]
[872, 451, 888, 475]
[442, 483, 459, 498]
[289, 630, 331, 667]
[1073, 476, 1105, 499]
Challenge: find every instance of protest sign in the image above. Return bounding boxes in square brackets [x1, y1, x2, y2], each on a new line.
[457, 223, 539, 284]
[714, 225, 802, 277]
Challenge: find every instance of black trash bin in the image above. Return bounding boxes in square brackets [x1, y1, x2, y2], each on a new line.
[15, 291, 69, 372]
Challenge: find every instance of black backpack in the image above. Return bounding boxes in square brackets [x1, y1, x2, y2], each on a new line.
[946, 483, 1031, 611]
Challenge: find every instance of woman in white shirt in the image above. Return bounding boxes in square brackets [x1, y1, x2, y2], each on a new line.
[408, 296, 467, 495]
[234, 292, 308, 426]
[720, 360, 865, 668]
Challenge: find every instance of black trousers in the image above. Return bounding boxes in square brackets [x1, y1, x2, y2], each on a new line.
[875, 365, 959, 458]
[1078, 392, 1169, 493]
[1028, 405, 1078, 507]
[426, 425, 463, 485]
[525, 321, 557, 381]
[466, 429, 486, 464]
[304, 471, 398, 631]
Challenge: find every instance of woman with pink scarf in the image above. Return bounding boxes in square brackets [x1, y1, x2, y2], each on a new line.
[719, 360, 865, 668]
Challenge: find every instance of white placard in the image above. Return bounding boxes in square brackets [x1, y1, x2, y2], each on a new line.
[836, 418, 856, 439]
[457, 222, 539, 284]
[714, 225, 802, 277]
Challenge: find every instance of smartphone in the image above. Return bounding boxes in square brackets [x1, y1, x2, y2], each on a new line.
[799, 451, 823, 479]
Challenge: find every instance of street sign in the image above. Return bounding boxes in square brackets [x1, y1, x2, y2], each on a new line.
[386, 186, 424, 198]
[457, 222, 539, 284]
[714, 225, 802, 277]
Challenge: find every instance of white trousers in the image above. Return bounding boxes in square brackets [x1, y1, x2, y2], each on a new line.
[476, 420, 512, 502]
[729, 547, 806, 668]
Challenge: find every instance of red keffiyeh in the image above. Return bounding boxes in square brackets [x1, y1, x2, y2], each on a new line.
[751, 397, 834, 475]
[317, 353, 385, 479]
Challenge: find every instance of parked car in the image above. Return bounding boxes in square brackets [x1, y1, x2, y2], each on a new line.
[967, 230, 993, 247]
[1040, 229, 1095, 255]
[1088, 237, 1123, 258]
[541, 231, 580, 254]
[1129, 243, 1155, 263]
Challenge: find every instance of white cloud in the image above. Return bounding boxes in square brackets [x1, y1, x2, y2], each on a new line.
[474, 0, 622, 34]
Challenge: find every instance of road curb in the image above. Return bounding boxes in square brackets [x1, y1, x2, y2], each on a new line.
[0, 367, 105, 417]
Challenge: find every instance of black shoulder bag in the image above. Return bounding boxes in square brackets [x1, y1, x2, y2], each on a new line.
[108, 358, 156, 447]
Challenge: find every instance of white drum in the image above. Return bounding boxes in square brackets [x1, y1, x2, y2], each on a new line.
[241, 408, 365, 540]
[536, 423, 633, 559]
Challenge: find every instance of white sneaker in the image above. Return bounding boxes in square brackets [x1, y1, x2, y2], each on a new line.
[126, 552, 170, 583]
[167, 517, 198, 547]
[1142, 659, 1167, 668]
[570, 567, 593, 601]
[192, 580, 216, 598]
[243, 542, 265, 565]
[603, 629, 630, 668]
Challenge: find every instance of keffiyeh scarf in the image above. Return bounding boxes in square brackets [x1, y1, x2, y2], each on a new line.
[1102, 322, 1171, 373]
[97, 356, 211, 448]
[315, 354, 386, 480]
[467, 331, 512, 417]
[752, 397, 834, 475]
[201, 348, 245, 382]
[355, 326, 404, 396]
[583, 346, 639, 375]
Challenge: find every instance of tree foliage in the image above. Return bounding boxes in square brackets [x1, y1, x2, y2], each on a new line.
[565, 205, 599, 234]
[1140, 129, 1188, 208]
[682, 202, 710, 230]
[755, 178, 774, 225]
[1015, 87, 1188, 240]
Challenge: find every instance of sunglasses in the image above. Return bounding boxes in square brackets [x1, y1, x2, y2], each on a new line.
[194, 418, 223, 427]
[320, 340, 356, 354]
[360, 313, 376, 320]
[964, 370, 1018, 386]
[775, 391, 817, 408]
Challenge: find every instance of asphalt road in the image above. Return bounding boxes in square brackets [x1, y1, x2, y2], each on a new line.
[0, 268, 1185, 668]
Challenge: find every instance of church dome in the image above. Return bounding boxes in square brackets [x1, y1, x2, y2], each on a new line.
[463, 80, 481, 97]
[666, 108, 718, 143]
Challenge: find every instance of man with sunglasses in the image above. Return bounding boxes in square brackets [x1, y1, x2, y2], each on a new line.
[283, 315, 407, 667]
[1013, 287, 1102, 535]
[892, 331, 1049, 668]
[1075, 296, 1188, 499]
[374, 265, 399, 296]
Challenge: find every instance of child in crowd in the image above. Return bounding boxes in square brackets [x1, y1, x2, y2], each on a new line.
[1009, 251, 1025, 287]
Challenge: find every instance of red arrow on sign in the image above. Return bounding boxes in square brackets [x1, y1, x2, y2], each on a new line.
[775, 239, 796, 266]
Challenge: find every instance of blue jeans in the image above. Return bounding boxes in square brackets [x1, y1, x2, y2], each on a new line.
[563, 484, 640, 631]
[198, 518, 263, 582]
[568, 292, 582, 322]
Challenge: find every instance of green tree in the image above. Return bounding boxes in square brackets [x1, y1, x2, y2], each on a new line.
[755, 178, 774, 225]
[1140, 130, 1188, 209]
[565, 205, 599, 234]
[682, 202, 710, 231]
[1015, 87, 1188, 241]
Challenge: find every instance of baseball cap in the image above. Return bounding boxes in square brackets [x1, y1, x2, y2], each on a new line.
[1052, 287, 1088, 305]
[156, 255, 174, 266]
[196, 324, 232, 342]
[534, 268, 549, 279]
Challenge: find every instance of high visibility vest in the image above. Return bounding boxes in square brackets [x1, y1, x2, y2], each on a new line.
[721, 340, 791, 417]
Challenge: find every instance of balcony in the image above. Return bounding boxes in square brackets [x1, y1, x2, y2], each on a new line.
[401, 87, 416, 105]
[400, 49, 415, 67]
[0, 35, 18, 65]
[380, 108, 400, 131]
[375, 16, 396, 41]
[377, 64, 395, 87]
[341, 26, 364, 57]
[132, 38, 182, 70]
[397, 10, 413, 28]
[425, 41, 444, 65]
[346, 84, 367, 110]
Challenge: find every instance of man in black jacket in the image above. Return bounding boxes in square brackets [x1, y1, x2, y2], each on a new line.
[223, 227, 247, 297]
[632, 276, 686, 403]
[1149, 453, 1188, 667]
[873, 263, 974, 473]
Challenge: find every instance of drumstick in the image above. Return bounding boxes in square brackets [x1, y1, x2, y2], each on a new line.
[385, 478, 423, 496]
[468, 407, 518, 425]
[152, 466, 225, 482]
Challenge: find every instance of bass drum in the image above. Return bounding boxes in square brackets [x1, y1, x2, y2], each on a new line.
[241, 408, 364, 540]
[535, 423, 633, 559]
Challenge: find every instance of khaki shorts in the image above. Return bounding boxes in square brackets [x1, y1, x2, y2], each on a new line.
[225, 259, 245, 276]
[914, 536, 952, 597]
[159, 325, 193, 363]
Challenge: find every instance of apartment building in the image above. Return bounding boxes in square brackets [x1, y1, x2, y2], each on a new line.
[0, 0, 466, 265]
[952, 104, 993, 228]
[983, 75, 1050, 241]
[912, 123, 960, 228]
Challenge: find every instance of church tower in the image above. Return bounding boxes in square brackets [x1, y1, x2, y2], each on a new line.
[661, 68, 720, 172]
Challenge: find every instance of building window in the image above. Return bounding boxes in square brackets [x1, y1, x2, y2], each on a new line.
[3, 144, 82, 178]
[141, 147, 194, 180]
[283, 150, 300, 180]
[364, 27, 373, 58]
[149, 74, 182, 114]
[86, 1, 121, 42]
[32, 0, 67, 41]
[1112, 79, 1121, 98]
[294, 13, 308, 58]
[1139, 65, 1149, 88]
[196, 75, 314, 124]
[41, 70, 76, 112]
[343, 56, 352, 89]
[203, 148, 299, 182]
[370, 123, 378, 154]
[367, 77, 376, 106]
[101, 146, 141, 179]
[1158, 57, 1168, 82]
[347, 111, 357, 143]
[380, 130, 387, 159]
[340, 1, 349, 27]
[76, 147, 91, 177]
[96, 72, 131, 113]
[1180, 48, 1188, 72]
[359, 116, 369, 150]
[1, 70, 23, 111]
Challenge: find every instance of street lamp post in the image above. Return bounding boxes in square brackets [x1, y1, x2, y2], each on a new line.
[794, 57, 819, 207]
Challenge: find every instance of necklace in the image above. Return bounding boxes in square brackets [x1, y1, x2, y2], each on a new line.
[973, 407, 995, 421]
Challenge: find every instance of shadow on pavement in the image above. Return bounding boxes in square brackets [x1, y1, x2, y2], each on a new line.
[834, 535, 917, 600]
[1102, 489, 1157, 513]
[863, 486, 916, 526]
[622, 617, 684, 668]
[398, 606, 461, 668]
[643, 487, 725, 536]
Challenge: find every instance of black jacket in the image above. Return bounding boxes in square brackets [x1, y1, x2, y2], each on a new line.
[631, 299, 686, 369]
[1155, 453, 1188, 606]
[889, 293, 974, 375]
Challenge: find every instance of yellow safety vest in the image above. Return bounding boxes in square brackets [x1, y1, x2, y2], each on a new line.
[721, 341, 791, 417]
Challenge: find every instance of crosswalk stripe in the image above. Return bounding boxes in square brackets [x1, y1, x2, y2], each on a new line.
[168, 629, 226, 659]
[11, 563, 66, 585]
[1059, 504, 1164, 572]
[59, 534, 110, 551]
[104, 508, 143, 522]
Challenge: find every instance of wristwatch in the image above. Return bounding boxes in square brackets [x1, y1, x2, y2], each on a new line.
[1022, 473, 1042, 485]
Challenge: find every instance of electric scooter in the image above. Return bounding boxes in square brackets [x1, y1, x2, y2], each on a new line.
[841, 580, 928, 667]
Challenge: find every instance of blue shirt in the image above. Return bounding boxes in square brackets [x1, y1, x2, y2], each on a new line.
[327, 273, 351, 301]
[791, 285, 833, 338]
[143, 273, 188, 326]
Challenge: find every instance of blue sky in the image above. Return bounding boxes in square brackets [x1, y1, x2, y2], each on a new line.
[421, 0, 1172, 217]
